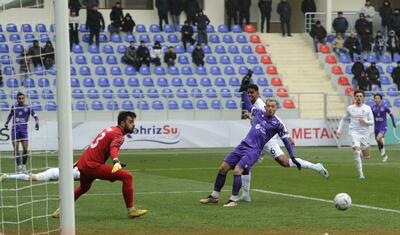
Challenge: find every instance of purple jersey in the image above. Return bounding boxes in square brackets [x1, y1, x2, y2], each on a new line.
[6, 104, 38, 131]
[371, 104, 391, 132]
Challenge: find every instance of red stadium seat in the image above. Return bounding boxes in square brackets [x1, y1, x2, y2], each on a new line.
[249, 35, 261, 43]
[255, 45, 266, 54]
[271, 77, 282, 86]
[283, 99, 295, 109]
[266, 66, 278, 75]
[260, 55, 272, 64]
[331, 66, 343, 75]
[325, 55, 337, 64]
[345, 87, 354, 96]
[319, 44, 331, 54]
[244, 24, 256, 33]
[277, 87, 288, 97]
[338, 76, 350, 86]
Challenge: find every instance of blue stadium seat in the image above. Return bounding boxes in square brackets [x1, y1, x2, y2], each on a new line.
[221, 88, 232, 98]
[117, 45, 127, 54]
[0, 25, 2, 33]
[394, 98, 400, 108]
[42, 89, 54, 99]
[75, 101, 88, 110]
[196, 66, 207, 75]
[188, 88, 201, 98]
[387, 87, 399, 97]
[113, 77, 125, 87]
[99, 34, 108, 42]
[0, 34, 6, 43]
[174, 45, 184, 54]
[239, 66, 249, 75]
[209, 34, 220, 43]
[138, 100, 149, 110]
[206, 55, 217, 64]
[102, 89, 114, 99]
[0, 90, 6, 99]
[196, 100, 208, 109]
[106, 100, 119, 110]
[152, 100, 164, 110]
[1, 55, 11, 64]
[4, 66, 14, 75]
[176, 88, 188, 98]
[72, 89, 84, 99]
[345, 65, 352, 75]
[223, 35, 234, 43]
[10, 90, 20, 99]
[139, 66, 151, 75]
[0, 44, 10, 53]
[95, 65, 107, 75]
[79, 66, 91, 76]
[211, 100, 222, 109]
[111, 34, 122, 43]
[380, 76, 391, 85]
[106, 55, 117, 64]
[218, 25, 229, 33]
[229, 45, 240, 54]
[201, 77, 212, 87]
[35, 66, 46, 76]
[231, 25, 242, 33]
[379, 54, 391, 64]
[139, 34, 150, 43]
[236, 35, 247, 43]
[50, 24, 55, 32]
[207, 25, 215, 33]
[71, 78, 80, 87]
[339, 54, 351, 64]
[210, 66, 221, 75]
[386, 65, 394, 74]
[366, 54, 377, 63]
[91, 100, 104, 110]
[162, 88, 174, 98]
[225, 99, 238, 109]
[36, 24, 47, 32]
[117, 88, 130, 99]
[224, 66, 235, 75]
[40, 34, 50, 43]
[143, 77, 154, 87]
[38, 77, 50, 87]
[168, 66, 180, 75]
[394, 53, 400, 62]
[150, 24, 160, 33]
[187, 45, 195, 53]
[6, 78, 18, 88]
[171, 77, 183, 87]
[87, 89, 99, 99]
[75, 55, 87, 64]
[124, 34, 136, 43]
[253, 66, 264, 75]
[262, 88, 274, 97]
[128, 77, 140, 87]
[154, 66, 166, 75]
[124, 66, 136, 75]
[215, 45, 226, 54]
[233, 55, 244, 64]
[178, 55, 189, 64]
[82, 78, 96, 87]
[79, 24, 88, 33]
[45, 101, 57, 111]
[205, 88, 217, 98]
[257, 77, 269, 86]
[167, 100, 179, 109]
[181, 66, 193, 75]
[132, 88, 144, 98]
[164, 24, 175, 33]
[98, 77, 110, 87]
[22, 78, 35, 88]
[31, 101, 42, 111]
[0, 101, 9, 111]
[220, 56, 231, 64]
[215, 77, 226, 87]
[154, 77, 167, 87]
[48, 66, 57, 75]
[241, 45, 252, 54]
[110, 66, 122, 75]
[382, 99, 391, 107]
[27, 90, 39, 99]
[168, 34, 179, 43]
[147, 88, 159, 98]
[229, 77, 240, 86]
[122, 100, 134, 110]
[9, 34, 21, 43]
[182, 100, 193, 109]
[326, 34, 335, 43]
[153, 34, 165, 43]
[247, 55, 258, 64]
[6, 23, 17, 32]
[203, 45, 212, 54]
[88, 45, 100, 54]
[72, 44, 83, 54]
[24, 34, 35, 42]
[102, 45, 114, 54]
[186, 77, 198, 87]
[365, 98, 374, 107]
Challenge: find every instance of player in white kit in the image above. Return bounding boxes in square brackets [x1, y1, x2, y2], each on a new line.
[240, 84, 329, 201]
[335, 90, 374, 179]
[0, 167, 80, 181]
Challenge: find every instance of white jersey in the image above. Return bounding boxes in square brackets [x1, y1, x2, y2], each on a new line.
[35, 167, 80, 181]
[338, 104, 374, 136]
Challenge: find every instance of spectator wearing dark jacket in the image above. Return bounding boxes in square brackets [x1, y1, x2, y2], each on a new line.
[355, 13, 372, 36]
[226, 0, 239, 31]
[69, 10, 79, 51]
[137, 41, 151, 67]
[156, 0, 169, 31]
[387, 30, 400, 60]
[86, 5, 105, 46]
[360, 27, 372, 54]
[169, 0, 183, 30]
[164, 46, 177, 67]
[373, 31, 386, 58]
[332, 12, 349, 37]
[28, 40, 42, 67]
[379, 0, 392, 36]
[239, 0, 251, 25]
[345, 33, 361, 61]
[121, 13, 136, 34]
[301, 0, 316, 28]
[366, 62, 381, 89]
[391, 61, 400, 91]
[110, 2, 123, 35]
[181, 20, 195, 52]
[195, 11, 210, 45]
[357, 71, 371, 91]
[41, 41, 55, 69]
[69, 0, 82, 16]
[391, 9, 400, 38]
[258, 0, 272, 33]
[277, 0, 291, 37]
[122, 42, 140, 70]
[352, 57, 364, 79]
[309, 21, 327, 52]
[184, 0, 200, 25]
[192, 44, 204, 66]
[18, 50, 31, 77]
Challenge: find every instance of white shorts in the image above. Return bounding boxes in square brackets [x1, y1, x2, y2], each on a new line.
[351, 133, 370, 150]
[262, 141, 284, 158]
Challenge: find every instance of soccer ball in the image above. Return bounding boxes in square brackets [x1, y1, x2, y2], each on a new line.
[334, 193, 352, 210]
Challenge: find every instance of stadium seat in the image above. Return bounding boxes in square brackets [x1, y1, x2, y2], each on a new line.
[102, 89, 114, 99]
[379, 54, 391, 64]
[79, 66, 91, 76]
[122, 100, 134, 110]
[72, 44, 83, 53]
[154, 77, 167, 87]
[366, 54, 377, 63]
[260, 55, 272, 64]
[6, 23, 17, 32]
[42, 89, 54, 99]
[139, 66, 151, 75]
[394, 98, 400, 108]
[139, 34, 150, 43]
[3, 66, 14, 75]
[229, 45, 239, 54]
[238, 66, 249, 75]
[102, 45, 114, 54]
[338, 54, 351, 64]
[168, 100, 179, 109]
[117, 45, 126, 54]
[225, 100, 237, 109]
[223, 35, 234, 43]
[1, 55, 11, 64]
[50, 24, 55, 32]
[24, 34, 35, 42]
[206, 55, 217, 64]
[221, 88, 232, 98]
[174, 45, 184, 54]
[117, 88, 130, 99]
[27, 90, 39, 99]
[184, 77, 197, 87]
[203, 45, 212, 54]
[394, 53, 400, 62]
[72, 89, 84, 99]
[152, 100, 164, 110]
[326, 34, 335, 43]
[0, 34, 6, 43]
[0, 44, 10, 53]
[75, 55, 87, 64]
[277, 87, 288, 97]
[0, 90, 6, 100]
[45, 101, 57, 111]
[224, 66, 235, 75]
[382, 99, 391, 107]
[124, 66, 136, 75]
[113, 77, 125, 87]
[345, 65, 353, 76]
[95, 77, 110, 87]
[233, 55, 244, 64]
[271, 77, 283, 86]
[150, 24, 160, 33]
[147, 88, 159, 98]
[182, 100, 193, 109]
[71, 78, 80, 87]
[153, 34, 165, 43]
[380, 76, 391, 85]
[365, 98, 374, 107]
[210, 100, 222, 109]
[36, 24, 47, 32]
[190, 88, 202, 98]
[79, 24, 88, 33]
[40, 34, 50, 43]
[75, 101, 88, 111]
[22, 78, 35, 88]
[106, 100, 119, 110]
[128, 77, 140, 87]
[331, 66, 343, 75]
[345, 87, 354, 96]
[209, 34, 220, 43]
[283, 99, 295, 109]
[38, 77, 50, 87]
[196, 66, 207, 75]
[266, 66, 278, 75]
[95, 65, 107, 75]
[215, 45, 226, 54]
[178, 55, 189, 64]
[241, 45, 252, 54]
[231, 25, 242, 33]
[106, 55, 118, 64]
[219, 56, 231, 64]
[338, 76, 350, 86]
[196, 100, 208, 109]
[207, 25, 215, 33]
[244, 24, 256, 33]
[386, 65, 394, 74]
[99, 34, 108, 43]
[228, 77, 240, 87]
[161, 88, 174, 98]
[167, 34, 179, 43]
[168, 66, 180, 75]
[215, 77, 226, 87]
[35, 66, 46, 76]
[0, 101, 9, 111]
[205, 88, 217, 98]
[180, 66, 192, 75]
[249, 35, 261, 43]
[255, 45, 266, 54]
[31, 101, 42, 111]
[91, 100, 104, 110]
[6, 78, 18, 88]
[143, 77, 154, 87]
[9, 34, 21, 42]
[262, 87, 274, 97]
[218, 25, 229, 33]
[88, 45, 100, 54]
[87, 89, 99, 99]
[201, 77, 212, 87]
[132, 88, 144, 98]
[111, 34, 122, 43]
[138, 100, 149, 110]
[253, 66, 264, 75]
[210, 66, 221, 75]
[319, 44, 331, 53]
[111, 66, 122, 75]
[257, 77, 269, 87]
[164, 24, 175, 33]
[387, 87, 399, 97]
[236, 35, 247, 43]
[172, 77, 183, 87]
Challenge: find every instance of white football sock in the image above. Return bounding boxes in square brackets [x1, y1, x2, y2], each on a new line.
[289, 158, 317, 170]
[230, 195, 239, 202]
[354, 150, 364, 177]
[6, 173, 29, 180]
[211, 190, 220, 198]
[241, 172, 251, 197]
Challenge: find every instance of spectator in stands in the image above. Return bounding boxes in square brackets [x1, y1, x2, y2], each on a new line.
[110, 1, 124, 36]
[156, 0, 169, 31]
[332, 34, 348, 56]
[226, 0, 239, 32]
[150, 41, 163, 67]
[379, 0, 392, 36]
[332, 12, 349, 38]
[360, 27, 372, 55]
[184, 0, 200, 25]
[352, 56, 364, 88]
[345, 33, 361, 61]
[169, 0, 183, 30]
[122, 41, 140, 70]
[181, 20, 195, 52]
[387, 30, 399, 60]
[137, 40, 151, 67]
[239, 0, 251, 25]
[41, 41, 55, 70]
[366, 62, 381, 89]
[361, 0, 375, 31]
[373, 31, 386, 59]
[82, 0, 99, 24]
[391, 9, 400, 38]
[258, 0, 272, 33]
[121, 13, 136, 34]
[195, 11, 210, 45]
[164, 46, 177, 67]
[86, 5, 105, 46]
[309, 20, 327, 52]
[355, 13, 372, 37]
[301, 0, 316, 27]
[277, 0, 292, 37]
[69, 0, 82, 16]
[391, 61, 400, 90]
[69, 10, 80, 51]
[28, 40, 42, 67]
[192, 43, 204, 66]
[357, 71, 371, 91]
[18, 50, 31, 78]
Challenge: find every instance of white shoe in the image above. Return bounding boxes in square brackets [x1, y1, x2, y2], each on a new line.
[316, 163, 329, 179]
[223, 200, 238, 207]
[0, 174, 8, 182]
[17, 165, 23, 173]
[382, 155, 388, 162]
[359, 174, 365, 180]
[239, 195, 251, 202]
[21, 165, 28, 174]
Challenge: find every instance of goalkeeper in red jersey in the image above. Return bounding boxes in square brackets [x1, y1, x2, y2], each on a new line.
[52, 111, 147, 218]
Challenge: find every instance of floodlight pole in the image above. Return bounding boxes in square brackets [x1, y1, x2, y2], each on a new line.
[326, 0, 332, 33]
[54, 0, 75, 234]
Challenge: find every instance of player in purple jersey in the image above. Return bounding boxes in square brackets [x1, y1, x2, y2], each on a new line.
[4, 92, 39, 173]
[371, 94, 396, 162]
[200, 91, 301, 207]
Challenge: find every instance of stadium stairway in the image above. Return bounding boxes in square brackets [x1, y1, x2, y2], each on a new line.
[260, 33, 345, 119]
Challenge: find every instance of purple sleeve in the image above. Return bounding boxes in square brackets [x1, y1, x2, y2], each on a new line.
[282, 137, 295, 159]
[241, 91, 253, 112]
[5, 106, 14, 124]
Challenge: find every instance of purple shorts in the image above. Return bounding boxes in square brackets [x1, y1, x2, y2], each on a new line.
[224, 142, 261, 172]
[11, 128, 28, 141]
[374, 128, 387, 137]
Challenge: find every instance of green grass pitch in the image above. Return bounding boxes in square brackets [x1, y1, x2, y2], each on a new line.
[1, 146, 399, 234]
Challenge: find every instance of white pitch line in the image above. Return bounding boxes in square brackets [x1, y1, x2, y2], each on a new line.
[253, 189, 400, 214]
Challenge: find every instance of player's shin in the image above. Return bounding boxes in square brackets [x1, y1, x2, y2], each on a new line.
[230, 174, 242, 202]
[15, 155, 21, 166]
[212, 173, 227, 198]
[289, 158, 315, 169]
[241, 172, 251, 198]
[354, 150, 364, 179]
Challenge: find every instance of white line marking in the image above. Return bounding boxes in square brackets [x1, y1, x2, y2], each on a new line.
[253, 189, 400, 214]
